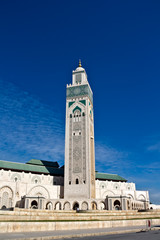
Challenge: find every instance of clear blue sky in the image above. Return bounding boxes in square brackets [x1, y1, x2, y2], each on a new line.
[0, 0, 160, 204]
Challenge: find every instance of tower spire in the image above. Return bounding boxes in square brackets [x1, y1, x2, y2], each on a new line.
[79, 59, 82, 67]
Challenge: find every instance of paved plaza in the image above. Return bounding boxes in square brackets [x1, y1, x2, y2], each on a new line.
[60, 230, 160, 240]
[0, 225, 160, 240]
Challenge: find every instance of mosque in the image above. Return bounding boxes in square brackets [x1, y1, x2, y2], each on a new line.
[0, 62, 150, 211]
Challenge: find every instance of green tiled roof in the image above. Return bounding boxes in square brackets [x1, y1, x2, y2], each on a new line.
[95, 172, 127, 182]
[26, 159, 59, 168]
[0, 160, 64, 176]
[0, 159, 127, 182]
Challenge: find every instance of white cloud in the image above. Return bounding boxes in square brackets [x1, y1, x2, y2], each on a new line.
[138, 161, 160, 171]
[95, 142, 130, 174]
[147, 142, 160, 152]
[0, 79, 65, 165]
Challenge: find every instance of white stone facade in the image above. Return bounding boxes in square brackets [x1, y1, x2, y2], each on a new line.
[96, 180, 149, 210]
[0, 168, 64, 209]
[0, 167, 149, 210]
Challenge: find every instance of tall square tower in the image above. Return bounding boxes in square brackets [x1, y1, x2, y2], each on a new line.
[64, 61, 95, 200]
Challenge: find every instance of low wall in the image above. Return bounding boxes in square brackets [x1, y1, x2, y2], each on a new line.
[0, 213, 160, 221]
[1, 209, 160, 221]
[0, 219, 160, 233]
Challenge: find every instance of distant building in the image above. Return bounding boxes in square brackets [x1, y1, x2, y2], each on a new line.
[0, 62, 149, 211]
[149, 204, 160, 210]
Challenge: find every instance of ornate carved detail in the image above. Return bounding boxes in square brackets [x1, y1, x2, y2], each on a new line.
[83, 114, 86, 181]
[82, 201, 88, 210]
[10, 173, 21, 181]
[73, 135, 82, 173]
[69, 117, 72, 181]
[68, 99, 87, 183]
[0, 186, 13, 198]
[73, 122, 81, 131]
[67, 84, 93, 103]
[0, 186, 13, 208]
[31, 175, 41, 184]
[28, 185, 50, 199]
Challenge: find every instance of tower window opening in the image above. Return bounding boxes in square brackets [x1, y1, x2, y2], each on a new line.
[79, 132, 81, 135]
[83, 180, 86, 184]
[76, 178, 79, 184]
[69, 181, 71, 185]
[73, 110, 81, 122]
[82, 112, 85, 116]
[70, 114, 72, 118]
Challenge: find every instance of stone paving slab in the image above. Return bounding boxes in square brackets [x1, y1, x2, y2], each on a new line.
[0, 225, 155, 240]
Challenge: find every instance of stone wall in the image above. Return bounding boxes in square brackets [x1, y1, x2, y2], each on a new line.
[1, 218, 160, 233]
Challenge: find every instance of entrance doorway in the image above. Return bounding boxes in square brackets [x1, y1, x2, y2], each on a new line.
[91, 202, 97, 210]
[114, 200, 121, 210]
[73, 202, 79, 210]
[31, 200, 38, 209]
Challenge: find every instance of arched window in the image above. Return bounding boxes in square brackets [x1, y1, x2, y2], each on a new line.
[76, 178, 79, 184]
[73, 110, 81, 122]
[2, 192, 9, 208]
[14, 177, 18, 182]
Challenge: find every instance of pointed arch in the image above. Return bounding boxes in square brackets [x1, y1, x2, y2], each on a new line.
[55, 201, 61, 210]
[46, 202, 53, 210]
[137, 194, 146, 201]
[102, 190, 115, 198]
[73, 201, 79, 210]
[63, 202, 71, 210]
[81, 201, 88, 210]
[0, 186, 13, 209]
[28, 185, 50, 199]
[73, 106, 81, 113]
[91, 201, 97, 210]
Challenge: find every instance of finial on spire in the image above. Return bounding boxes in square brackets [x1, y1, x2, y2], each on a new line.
[79, 59, 82, 67]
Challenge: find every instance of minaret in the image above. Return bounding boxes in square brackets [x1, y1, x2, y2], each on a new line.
[64, 61, 95, 200]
